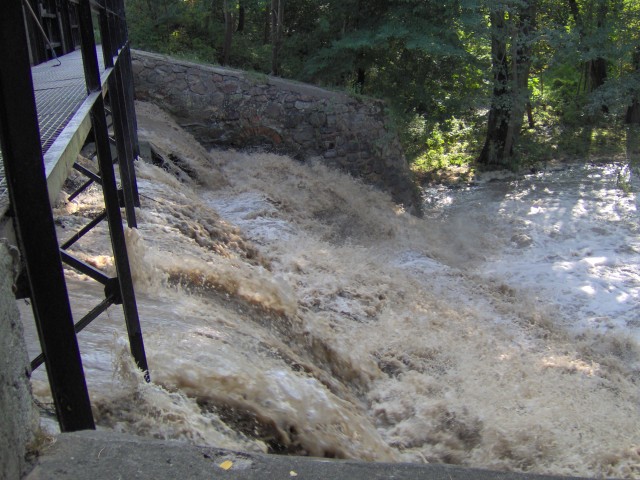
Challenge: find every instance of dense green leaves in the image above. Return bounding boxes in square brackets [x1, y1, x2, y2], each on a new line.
[125, 0, 640, 172]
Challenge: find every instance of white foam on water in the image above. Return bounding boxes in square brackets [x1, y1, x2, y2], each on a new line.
[19, 104, 640, 478]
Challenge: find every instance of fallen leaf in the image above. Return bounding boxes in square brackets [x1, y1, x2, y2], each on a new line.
[219, 460, 233, 470]
[290, 471, 298, 477]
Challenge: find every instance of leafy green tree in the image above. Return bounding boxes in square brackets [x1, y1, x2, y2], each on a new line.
[124, 0, 640, 170]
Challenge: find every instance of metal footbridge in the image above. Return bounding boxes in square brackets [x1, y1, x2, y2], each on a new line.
[0, 50, 106, 216]
[0, 0, 148, 433]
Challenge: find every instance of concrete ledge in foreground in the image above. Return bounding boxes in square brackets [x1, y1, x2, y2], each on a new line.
[25, 430, 592, 480]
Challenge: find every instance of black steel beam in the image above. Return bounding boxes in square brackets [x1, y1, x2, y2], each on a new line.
[0, 0, 94, 432]
[73, 294, 116, 332]
[113, 0, 141, 205]
[60, 210, 108, 250]
[122, 47, 142, 166]
[77, 0, 149, 380]
[107, 66, 138, 228]
[90, 96, 149, 377]
[31, 295, 116, 370]
[67, 178, 95, 202]
[98, 4, 115, 69]
[77, 1, 101, 93]
[58, 0, 75, 54]
[60, 250, 112, 285]
[73, 162, 103, 185]
[99, 4, 137, 228]
[115, 0, 142, 164]
[23, 0, 48, 65]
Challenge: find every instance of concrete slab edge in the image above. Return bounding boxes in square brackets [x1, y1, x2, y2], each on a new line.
[25, 430, 595, 480]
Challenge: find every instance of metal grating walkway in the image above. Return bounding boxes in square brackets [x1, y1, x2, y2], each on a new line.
[0, 48, 106, 214]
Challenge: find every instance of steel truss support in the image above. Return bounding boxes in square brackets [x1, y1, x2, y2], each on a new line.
[31, 295, 114, 370]
[0, 0, 94, 432]
[98, 1, 138, 227]
[1, 0, 150, 432]
[76, 0, 149, 380]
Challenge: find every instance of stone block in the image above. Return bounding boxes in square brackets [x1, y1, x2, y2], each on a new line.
[293, 127, 315, 143]
[221, 82, 239, 94]
[309, 112, 326, 127]
[263, 102, 283, 118]
[208, 91, 225, 106]
[187, 77, 207, 95]
[294, 100, 312, 110]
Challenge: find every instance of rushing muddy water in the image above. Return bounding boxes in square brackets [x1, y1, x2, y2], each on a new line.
[21, 102, 640, 478]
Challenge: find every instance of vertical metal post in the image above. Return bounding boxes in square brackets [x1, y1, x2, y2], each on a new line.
[23, 0, 47, 65]
[115, 0, 142, 164]
[98, 3, 115, 69]
[77, 0, 149, 379]
[58, 0, 75, 54]
[99, 1, 138, 227]
[103, 0, 119, 62]
[113, 60, 139, 227]
[0, 0, 94, 431]
[121, 51, 141, 206]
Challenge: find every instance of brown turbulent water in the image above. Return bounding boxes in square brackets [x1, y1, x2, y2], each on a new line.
[21, 102, 640, 478]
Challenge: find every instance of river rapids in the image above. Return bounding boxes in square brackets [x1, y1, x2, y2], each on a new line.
[21, 102, 640, 478]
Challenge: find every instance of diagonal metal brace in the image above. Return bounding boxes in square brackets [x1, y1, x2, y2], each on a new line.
[30, 294, 117, 370]
[60, 210, 108, 250]
[74, 162, 103, 185]
[60, 210, 107, 250]
[67, 178, 96, 202]
[60, 250, 111, 285]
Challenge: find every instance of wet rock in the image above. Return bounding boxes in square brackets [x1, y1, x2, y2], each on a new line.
[511, 233, 533, 248]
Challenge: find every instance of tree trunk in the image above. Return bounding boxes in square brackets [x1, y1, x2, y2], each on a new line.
[627, 47, 640, 179]
[237, 2, 245, 32]
[354, 67, 366, 94]
[263, 3, 270, 44]
[478, 9, 512, 167]
[527, 102, 535, 128]
[478, 1, 537, 169]
[588, 2, 609, 112]
[568, 0, 608, 101]
[625, 47, 640, 125]
[567, 0, 581, 30]
[221, 0, 235, 66]
[588, 58, 608, 93]
[591, 1, 609, 89]
[271, 0, 284, 75]
[627, 100, 640, 124]
[504, 1, 536, 156]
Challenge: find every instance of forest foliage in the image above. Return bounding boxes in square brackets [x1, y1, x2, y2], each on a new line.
[125, 0, 640, 175]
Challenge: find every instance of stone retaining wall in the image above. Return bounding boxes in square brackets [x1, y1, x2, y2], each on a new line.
[131, 50, 421, 214]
